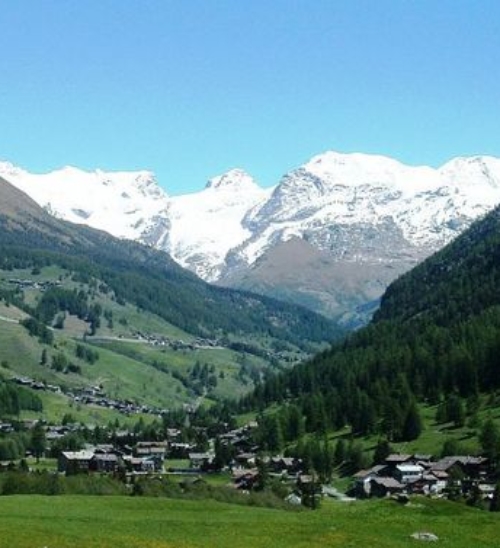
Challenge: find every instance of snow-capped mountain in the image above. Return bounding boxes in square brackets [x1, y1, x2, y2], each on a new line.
[0, 162, 171, 241]
[165, 169, 272, 281]
[2, 151, 500, 322]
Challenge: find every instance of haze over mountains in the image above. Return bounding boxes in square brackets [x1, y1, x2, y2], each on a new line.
[2, 151, 500, 321]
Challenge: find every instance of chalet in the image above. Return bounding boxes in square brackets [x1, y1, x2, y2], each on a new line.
[168, 442, 193, 458]
[134, 441, 167, 468]
[353, 465, 388, 497]
[430, 456, 489, 480]
[189, 452, 215, 471]
[408, 473, 447, 495]
[268, 456, 303, 476]
[369, 477, 404, 497]
[166, 428, 182, 440]
[0, 422, 14, 434]
[394, 464, 424, 484]
[123, 455, 156, 474]
[59, 450, 94, 475]
[90, 453, 119, 473]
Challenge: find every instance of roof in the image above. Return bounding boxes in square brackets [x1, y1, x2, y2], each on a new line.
[413, 454, 433, 461]
[371, 477, 404, 489]
[385, 454, 413, 463]
[61, 450, 94, 461]
[396, 464, 423, 473]
[93, 454, 118, 462]
[189, 452, 214, 460]
[353, 465, 386, 480]
[431, 470, 449, 479]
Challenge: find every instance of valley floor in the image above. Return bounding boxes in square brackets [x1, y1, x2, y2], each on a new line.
[0, 495, 498, 548]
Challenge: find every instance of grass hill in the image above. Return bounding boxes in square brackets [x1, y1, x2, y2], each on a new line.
[2, 494, 499, 547]
[0, 176, 342, 422]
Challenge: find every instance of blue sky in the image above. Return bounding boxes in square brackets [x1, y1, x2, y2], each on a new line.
[1, 0, 499, 194]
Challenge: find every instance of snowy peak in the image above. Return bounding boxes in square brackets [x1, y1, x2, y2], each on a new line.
[205, 168, 261, 192]
[3, 150, 500, 320]
[0, 163, 171, 241]
[439, 156, 500, 189]
[167, 170, 271, 281]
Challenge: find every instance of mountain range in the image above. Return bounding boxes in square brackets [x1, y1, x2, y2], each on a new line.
[0, 175, 337, 348]
[2, 151, 500, 321]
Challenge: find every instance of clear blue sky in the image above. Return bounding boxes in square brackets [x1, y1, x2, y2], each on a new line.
[1, 0, 499, 194]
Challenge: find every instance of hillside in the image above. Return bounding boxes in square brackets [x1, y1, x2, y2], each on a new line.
[0, 176, 341, 420]
[240, 204, 500, 456]
[0, 176, 339, 347]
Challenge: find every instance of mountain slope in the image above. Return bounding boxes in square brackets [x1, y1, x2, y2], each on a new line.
[239, 203, 500, 445]
[3, 152, 500, 320]
[0, 176, 340, 348]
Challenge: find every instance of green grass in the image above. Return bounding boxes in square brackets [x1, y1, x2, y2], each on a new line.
[0, 263, 291, 421]
[19, 390, 153, 426]
[0, 495, 498, 547]
[92, 338, 270, 401]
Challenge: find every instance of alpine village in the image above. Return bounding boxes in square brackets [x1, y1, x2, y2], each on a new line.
[1, 160, 500, 547]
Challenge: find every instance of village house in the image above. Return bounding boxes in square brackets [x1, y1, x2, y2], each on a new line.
[233, 452, 257, 469]
[353, 465, 389, 497]
[394, 463, 424, 484]
[369, 477, 405, 497]
[189, 452, 215, 471]
[267, 456, 303, 477]
[90, 453, 119, 473]
[58, 450, 95, 475]
[123, 455, 156, 474]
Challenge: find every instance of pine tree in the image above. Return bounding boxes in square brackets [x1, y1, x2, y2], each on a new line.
[333, 438, 346, 466]
[372, 439, 392, 465]
[30, 422, 46, 463]
[479, 418, 500, 461]
[401, 401, 422, 441]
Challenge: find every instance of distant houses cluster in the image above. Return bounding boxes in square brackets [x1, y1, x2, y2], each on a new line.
[352, 453, 494, 500]
[59, 441, 169, 475]
[11, 376, 167, 417]
[7, 278, 61, 290]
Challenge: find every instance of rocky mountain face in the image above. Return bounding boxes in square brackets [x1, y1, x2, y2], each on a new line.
[2, 151, 500, 323]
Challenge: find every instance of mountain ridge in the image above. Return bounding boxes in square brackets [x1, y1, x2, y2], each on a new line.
[3, 151, 500, 320]
[0, 175, 340, 349]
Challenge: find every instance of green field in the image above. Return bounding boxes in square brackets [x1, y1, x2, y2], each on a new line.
[0, 265, 297, 420]
[0, 495, 498, 548]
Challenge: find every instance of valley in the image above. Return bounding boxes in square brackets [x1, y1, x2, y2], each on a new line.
[3, 3, 500, 545]
[1, 167, 500, 543]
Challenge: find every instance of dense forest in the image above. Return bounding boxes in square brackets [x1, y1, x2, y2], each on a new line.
[239, 207, 500, 446]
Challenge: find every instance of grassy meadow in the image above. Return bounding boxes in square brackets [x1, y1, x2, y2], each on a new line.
[0, 495, 498, 548]
[0, 265, 295, 421]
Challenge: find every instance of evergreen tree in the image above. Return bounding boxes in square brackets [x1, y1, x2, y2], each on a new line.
[333, 438, 346, 466]
[446, 395, 466, 428]
[30, 423, 46, 463]
[372, 439, 392, 465]
[401, 401, 422, 441]
[479, 418, 500, 461]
